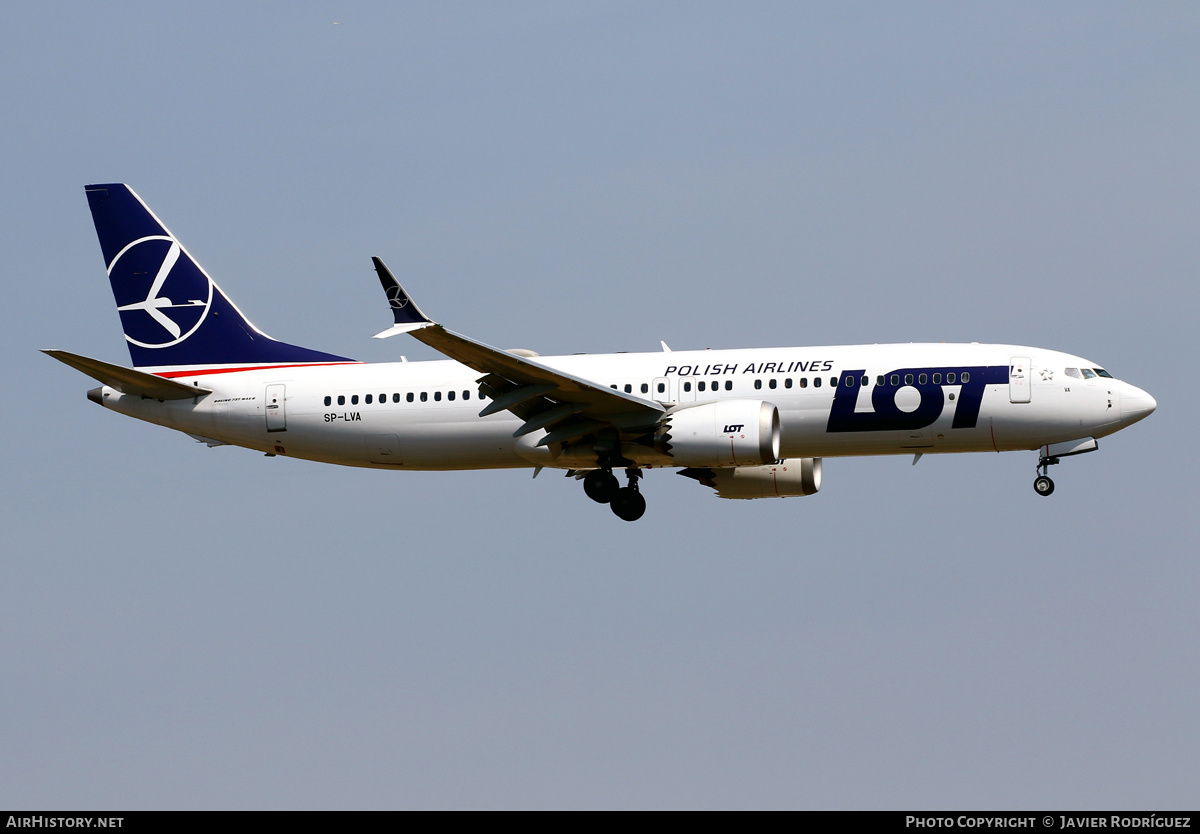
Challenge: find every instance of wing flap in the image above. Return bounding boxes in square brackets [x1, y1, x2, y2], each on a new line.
[478, 383, 556, 417]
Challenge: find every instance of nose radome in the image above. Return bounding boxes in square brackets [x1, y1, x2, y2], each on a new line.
[1120, 384, 1157, 424]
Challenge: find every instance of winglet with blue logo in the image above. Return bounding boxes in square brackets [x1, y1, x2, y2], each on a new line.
[85, 184, 353, 369]
[372, 256, 436, 339]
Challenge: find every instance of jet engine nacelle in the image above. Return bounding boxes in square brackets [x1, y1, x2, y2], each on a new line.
[659, 400, 780, 467]
[680, 458, 823, 499]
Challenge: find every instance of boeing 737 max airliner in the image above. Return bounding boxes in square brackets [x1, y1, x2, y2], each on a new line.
[46, 184, 1156, 521]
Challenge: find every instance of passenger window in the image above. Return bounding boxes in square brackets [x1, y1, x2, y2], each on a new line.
[324, 396, 331, 406]
[860, 375, 868, 386]
[814, 377, 822, 388]
[754, 379, 762, 390]
[698, 381, 706, 392]
[657, 382, 666, 393]
[1080, 368, 1097, 379]
[845, 376, 855, 387]
[947, 373, 956, 384]
[380, 393, 386, 402]
[448, 390, 456, 401]
[641, 383, 649, 394]
[434, 391, 442, 401]
[877, 375, 885, 386]
[800, 378, 808, 388]
[351, 395, 359, 405]
[768, 379, 777, 389]
[610, 384, 617, 389]
[624, 384, 632, 393]
[890, 374, 899, 386]
[725, 380, 732, 391]
[393, 393, 400, 403]
[961, 372, 970, 383]
[337, 395, 345, 406]
[904, 374, 913, 385]
[406, 392, 414, 402]
[933, 373, 941, 384]
[420, 392, 428, 402]
[365, 394, 373, 404]
[463, 391, 470, 400]
[918, 374, 927, 385]
[784, 378, 793, 389]
[683, 382, 692, 392]
[711, 380, 718, 391]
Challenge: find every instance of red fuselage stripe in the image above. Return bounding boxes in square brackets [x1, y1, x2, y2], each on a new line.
[155, 362, 360, 378]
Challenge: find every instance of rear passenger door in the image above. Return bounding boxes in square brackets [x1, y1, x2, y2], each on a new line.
[265, 384, 287, 432]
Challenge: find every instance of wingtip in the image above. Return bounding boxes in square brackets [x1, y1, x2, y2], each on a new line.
[371, 257, 435, 327]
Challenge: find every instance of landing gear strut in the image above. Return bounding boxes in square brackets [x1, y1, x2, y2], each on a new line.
[1033, 454, 1059, 497]
[610, 469, 646, 522]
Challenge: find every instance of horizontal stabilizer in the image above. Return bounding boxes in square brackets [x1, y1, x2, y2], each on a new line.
[43, 350, 210, 400]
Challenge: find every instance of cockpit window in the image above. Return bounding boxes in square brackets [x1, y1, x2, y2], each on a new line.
[1093, 368, 1113, 379]
[1064, 368, 1083, 379]
[1080, 368, 1097, 379]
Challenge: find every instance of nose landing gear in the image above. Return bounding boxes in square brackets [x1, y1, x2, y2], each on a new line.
[1033, 454, 1059, 497]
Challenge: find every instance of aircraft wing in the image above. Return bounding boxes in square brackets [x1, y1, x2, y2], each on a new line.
[371, 258, 664, 446]
[43, 350, 211, 400]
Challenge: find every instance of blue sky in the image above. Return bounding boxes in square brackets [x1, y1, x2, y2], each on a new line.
[2, 2, 1197, 809]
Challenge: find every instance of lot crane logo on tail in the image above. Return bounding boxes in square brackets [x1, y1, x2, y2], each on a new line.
[110, 235, 213, 348]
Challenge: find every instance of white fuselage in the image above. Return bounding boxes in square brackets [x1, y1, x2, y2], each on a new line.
[94, 342, 1155, 471]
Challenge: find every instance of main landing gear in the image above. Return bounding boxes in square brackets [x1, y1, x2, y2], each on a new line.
[583, 469, 620, 503]
[583, 467, 646, 521]
[1033, 453, 1059, 497]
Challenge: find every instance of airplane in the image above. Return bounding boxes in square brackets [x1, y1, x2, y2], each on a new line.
[46, 183, 1157, 522]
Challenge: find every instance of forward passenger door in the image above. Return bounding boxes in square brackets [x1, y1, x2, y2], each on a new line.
[1009, 357, 1030, 404]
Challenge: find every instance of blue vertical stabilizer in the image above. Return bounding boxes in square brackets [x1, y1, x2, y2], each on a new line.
[85, 184, 353, 369]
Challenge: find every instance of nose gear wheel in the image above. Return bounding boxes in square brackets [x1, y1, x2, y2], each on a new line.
[1033, 453, 1059, 496]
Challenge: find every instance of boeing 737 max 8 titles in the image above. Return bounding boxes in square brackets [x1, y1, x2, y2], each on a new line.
[47, 184, 1156, 521]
